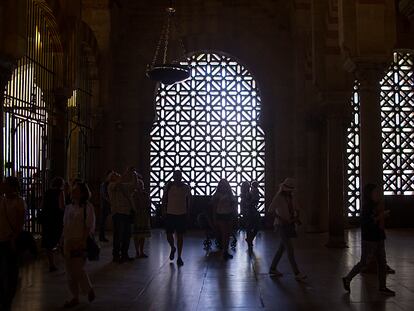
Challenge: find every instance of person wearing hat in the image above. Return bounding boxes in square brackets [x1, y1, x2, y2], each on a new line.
[267, 178, 307, 281]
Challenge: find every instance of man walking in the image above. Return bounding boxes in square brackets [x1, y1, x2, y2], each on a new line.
[162, 170, 191, 266]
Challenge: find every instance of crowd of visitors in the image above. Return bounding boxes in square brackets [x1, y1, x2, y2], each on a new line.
[0, 169, 397, 310]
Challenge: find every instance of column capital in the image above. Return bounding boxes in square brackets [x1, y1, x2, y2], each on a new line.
[0, 56, 15, 88]
[53, 87, 72, 111]
[318, 91, 353, 124]
[354, 62, 387, 91]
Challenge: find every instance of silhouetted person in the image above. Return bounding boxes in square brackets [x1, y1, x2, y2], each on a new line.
[132, 178, 151, 258]
[268, 178, 307, 281]
[212, 179, 237, 260]
[244, 181, 260, 248]
[0, 177, 26, 311]
[342, 183, 395, 296]
[162, 170, 191, 266]
[40, 177, 65, 272]
[62, 181, 96, 308]
[99, 171, 113, 242]
[108, 169, 136, 263]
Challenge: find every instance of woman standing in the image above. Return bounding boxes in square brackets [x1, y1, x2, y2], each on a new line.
[268, 178, 306, 281]
[62, 182, 96, 308]
[212, 179, 237, 260]
[132, 178, 151, 258]
[40, 177, 65, 272]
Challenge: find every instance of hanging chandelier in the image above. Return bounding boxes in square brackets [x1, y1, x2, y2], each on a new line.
[146, 1, 190, 85]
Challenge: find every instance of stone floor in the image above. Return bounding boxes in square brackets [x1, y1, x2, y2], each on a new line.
[11, 228, 414, 311]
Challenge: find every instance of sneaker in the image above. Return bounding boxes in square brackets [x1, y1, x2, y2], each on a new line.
[177, 257, 184, 266]
[342, 277, 350, 292]
[223, 252, 233, 260]
[169, 247, 176, 261]
[295, 273, 307, 282]
[99, 237, 109, 242]
[49, 266, 58, 273]
[379, 287, 396, 296]
[269, 269, 283, 277]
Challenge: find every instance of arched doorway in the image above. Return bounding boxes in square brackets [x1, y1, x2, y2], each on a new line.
[3, 1, 62, 233]
[150, 52, 265, 214]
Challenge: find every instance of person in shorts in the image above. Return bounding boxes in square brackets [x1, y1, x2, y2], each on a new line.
[162, 170, 191, 266]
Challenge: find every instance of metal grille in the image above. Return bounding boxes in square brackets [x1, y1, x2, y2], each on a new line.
[381, 51, 414, 195]
[346, 82, 361, 217]
[150, 53, 266, 214]
[3, 2, 58, 233]
[67, 52, 92, 181]
[346, 51, 414, 217]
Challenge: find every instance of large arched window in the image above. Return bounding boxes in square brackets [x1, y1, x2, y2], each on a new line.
[150, 52, 265, 214]
[346, 51, 414, 217]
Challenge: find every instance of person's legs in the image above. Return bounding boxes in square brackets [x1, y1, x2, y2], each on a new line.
[120, 214, 132, 259]
[99, 207, 109, 241]
[0, 242, 19, 310]
[345, 240, 372, 281]
[46, 249, 56, 271]
[176, 233, 183, 258]
[376, 240, 387, 289]
[64, 258, 80, 300]
[133, 237, 140, 257]
[112, 214, 121, 260]
[284, 237, 300, 275]
[270, 242, 285, 271]
[139, 238, 146, 256]
[75, 258, 93, 297]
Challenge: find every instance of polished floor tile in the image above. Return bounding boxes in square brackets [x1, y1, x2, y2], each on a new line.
[11, 228, 414, 311]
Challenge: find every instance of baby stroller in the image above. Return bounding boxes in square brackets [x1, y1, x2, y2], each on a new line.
[197, 212, 238, 251]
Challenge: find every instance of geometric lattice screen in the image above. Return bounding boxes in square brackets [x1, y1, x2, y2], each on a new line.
[381, 52, 414, 195]
[346, 82, 361, 217]
[150, 52, 265, 214]
[346, 51, 414, 216]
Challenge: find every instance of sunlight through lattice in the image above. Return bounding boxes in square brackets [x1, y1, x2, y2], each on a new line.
[150, 53, 265, 214]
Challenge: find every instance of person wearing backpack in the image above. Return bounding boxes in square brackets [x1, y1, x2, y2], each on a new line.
[162, 170, 191, 266]
[62, 182, 96, 308]
[0, 177, 26, 311]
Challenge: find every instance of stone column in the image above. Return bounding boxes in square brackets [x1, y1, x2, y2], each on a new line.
[0, 59, 14, 180]
[50, 88, 71, 179]
[325, 94, 350, 248]
[305, 113, 328, 232]
[356, 63, 385, 196]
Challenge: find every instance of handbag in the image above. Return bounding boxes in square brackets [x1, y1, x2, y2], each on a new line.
[83, 205, 100, 261]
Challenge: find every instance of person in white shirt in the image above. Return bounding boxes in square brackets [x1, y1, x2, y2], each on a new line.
[0, 177, 26, 311]
[267, 178, 307, 281]
[162, 170, 191, 266]
[211, 179, 237, 260]
[62, 182, 96, 308]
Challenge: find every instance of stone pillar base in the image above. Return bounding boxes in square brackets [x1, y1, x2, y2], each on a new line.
[325, 236, 348, 248]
